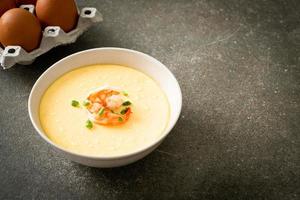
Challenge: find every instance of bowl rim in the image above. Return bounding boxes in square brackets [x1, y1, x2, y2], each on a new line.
[28, 47, 182, 160]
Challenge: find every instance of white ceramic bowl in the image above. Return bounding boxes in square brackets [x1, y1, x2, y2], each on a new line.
[28, 47, 182, 168]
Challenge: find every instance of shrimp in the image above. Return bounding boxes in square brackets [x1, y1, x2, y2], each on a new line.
[85, 86, 132, 126]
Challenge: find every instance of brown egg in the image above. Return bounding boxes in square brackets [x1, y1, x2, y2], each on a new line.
[0, 0, 16, 17]
[16, 0, 37, 6]
[0, 8, 42, 52]
[36, 0, 78, 32]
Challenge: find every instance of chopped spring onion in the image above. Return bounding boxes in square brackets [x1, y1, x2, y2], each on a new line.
[85, 120, 93, 129]
[122, 101, 132, 106]
[120, 107, 129, 115]
[83, 100, 90, 107]
[71, 100, 80, 107]
[122, 91, 129, 96]
[98, 107, 105, 116]
[118, 117, 123, 122]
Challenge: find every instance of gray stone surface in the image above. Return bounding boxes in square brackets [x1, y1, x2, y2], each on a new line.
[0, 0, 299, 199]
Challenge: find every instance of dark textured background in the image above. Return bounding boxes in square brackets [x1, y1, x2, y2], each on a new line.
[0, 0, 299, 199]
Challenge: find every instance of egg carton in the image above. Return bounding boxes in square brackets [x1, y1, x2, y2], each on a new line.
[0, 5, 103, 69]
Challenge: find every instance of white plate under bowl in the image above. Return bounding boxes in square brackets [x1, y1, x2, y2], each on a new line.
[28, 47, 182, 168]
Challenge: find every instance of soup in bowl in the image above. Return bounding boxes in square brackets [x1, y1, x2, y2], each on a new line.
[28, 48, 182, 167]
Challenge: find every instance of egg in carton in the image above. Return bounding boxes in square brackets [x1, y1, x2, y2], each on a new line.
[0, 4, 103, 70]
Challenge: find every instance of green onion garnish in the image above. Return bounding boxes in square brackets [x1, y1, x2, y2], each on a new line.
[85, 120, 93, 129]
[98, 107, 105, 116]
[120, 107, 129, 115]
[71, 100, 80, 107]
[118, 117, 123, 122]
[123, 91, 129, 96]
[83, 100, 90, 107]
[122, 101, 132, 106]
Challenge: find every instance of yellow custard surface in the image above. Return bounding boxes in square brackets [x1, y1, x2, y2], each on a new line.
[39, 64, 170, 157]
